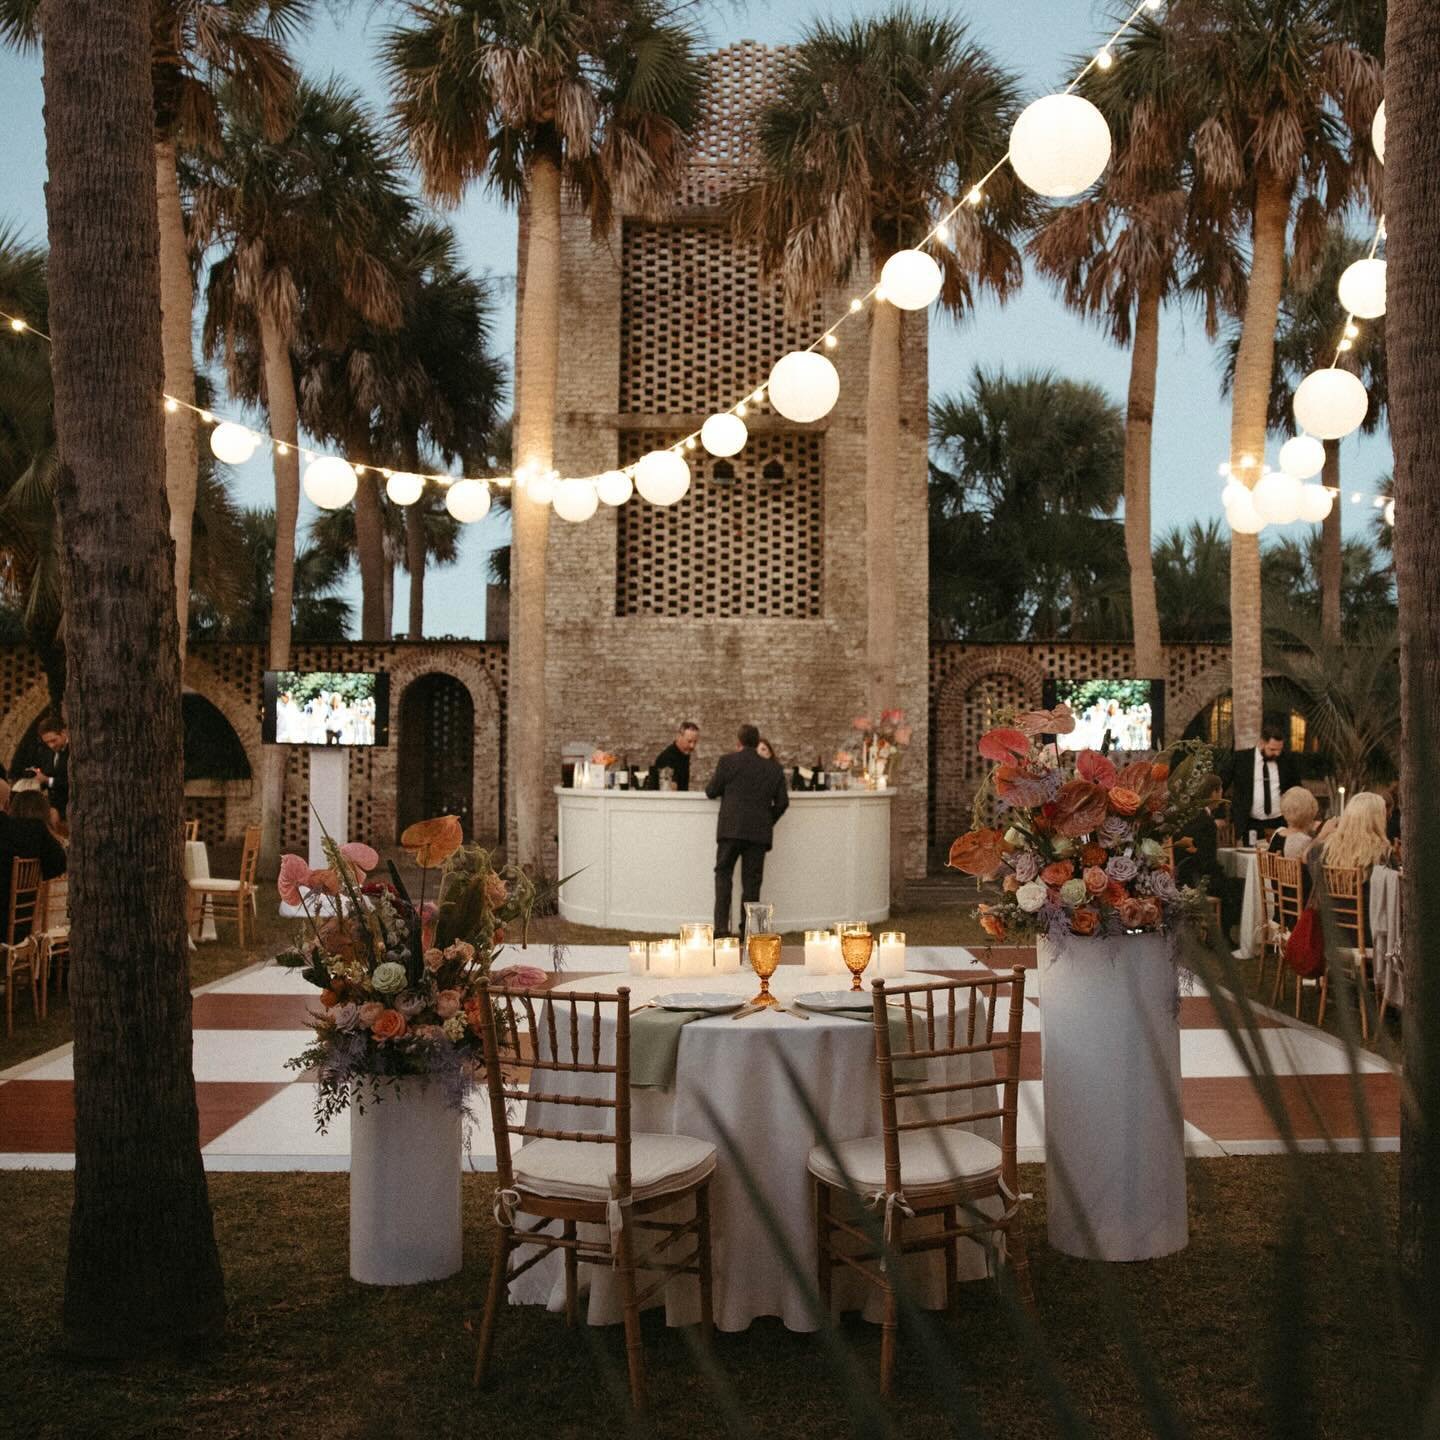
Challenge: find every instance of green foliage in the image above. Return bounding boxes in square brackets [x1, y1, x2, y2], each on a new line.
[1062, 678, 1153, 714]
[274, 671, 372, 705]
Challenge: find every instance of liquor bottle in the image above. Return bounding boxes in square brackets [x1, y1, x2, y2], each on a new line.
[814, 755, 827, 790]
[790, 764, 803, 791]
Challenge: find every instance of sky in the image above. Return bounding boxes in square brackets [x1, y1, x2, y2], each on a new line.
[0, 0, 1394, 639]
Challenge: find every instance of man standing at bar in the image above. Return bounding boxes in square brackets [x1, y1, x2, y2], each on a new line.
[707, 724, 789, 935]
[648, 720, 700, 790]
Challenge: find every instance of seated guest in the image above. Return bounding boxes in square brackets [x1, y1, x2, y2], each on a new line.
[27, 713, 70, 824]
[1268, 786, 1319, 861]
[1178, 775, 1242, 937]
[647, 721, 700, 791]
[757, 737, 778, 764]
[1228, 717, 1301, 845]
[706, 725, 790, 935]
[0, 787, 68, 938]
[1309, 791, 1392, 947]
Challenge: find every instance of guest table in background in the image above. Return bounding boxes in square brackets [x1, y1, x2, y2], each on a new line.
[1218, 846, 1262, 961]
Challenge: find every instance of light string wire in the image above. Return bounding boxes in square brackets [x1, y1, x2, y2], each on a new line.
[1, 0, 1169, 507]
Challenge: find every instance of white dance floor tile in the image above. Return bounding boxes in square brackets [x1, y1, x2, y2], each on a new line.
[203, 962, 317, 995]
[203, 1084, 348, 1158]
[1180, 1026, 1388, 1079]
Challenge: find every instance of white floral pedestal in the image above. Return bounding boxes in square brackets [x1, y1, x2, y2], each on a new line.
[349, 1078, 463, 1285]
[1037, 932, 1188, 1261]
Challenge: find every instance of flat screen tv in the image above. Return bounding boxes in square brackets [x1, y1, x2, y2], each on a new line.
[263, 670, 390, 747]
[1041, 677, 1165, 755]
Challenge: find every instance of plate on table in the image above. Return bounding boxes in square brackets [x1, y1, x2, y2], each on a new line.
[653, 992, 749, 1013]
[793, 991, 870, 1012]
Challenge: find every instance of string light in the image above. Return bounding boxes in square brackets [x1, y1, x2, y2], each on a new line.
[1095, 48, 1114, 70]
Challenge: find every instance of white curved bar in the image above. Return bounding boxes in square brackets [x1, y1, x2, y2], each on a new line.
[555, 787, 892, 932]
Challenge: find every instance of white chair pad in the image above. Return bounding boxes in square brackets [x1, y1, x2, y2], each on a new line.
[807, 1128, 1001, 1198]
[190, 878, 243, 892]
[514, 1132, 715, 1205]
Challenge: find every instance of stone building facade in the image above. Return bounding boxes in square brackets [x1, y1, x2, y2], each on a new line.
[524, 40, 933, 878]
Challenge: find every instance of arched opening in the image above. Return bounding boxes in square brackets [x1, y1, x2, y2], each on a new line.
[710, 458, 737, 484]
[761, 458, 786, 483]
[184, 694, 251, 782]
[397, 673, 475, 840]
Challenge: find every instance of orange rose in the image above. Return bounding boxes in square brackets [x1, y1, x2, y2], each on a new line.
[371, 1008, 407, 1043]
[1119, 897, 1147, 929]
[1108, 787, 1142, 816]
[1080, 844, 1107, 869]
[978, 909, 1007, 940]
[319, 988, 339, 1008]
[1104, 880, 1129, 908]
[1002, 873, 1021, 893]
[1150, 762, 1171, 782]
[1140, 898, 1163, 928]
[1082, 866, 1108, 895]
[1040, 860, 1074, 887]
[1070, 907, 1099, 936]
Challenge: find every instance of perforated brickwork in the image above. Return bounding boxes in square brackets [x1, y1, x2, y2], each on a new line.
[184, 796, 227, 847]
[615, 429, 823, 618]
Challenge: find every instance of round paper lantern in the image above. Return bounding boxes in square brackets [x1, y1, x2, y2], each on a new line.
[1279, 434, 1326, 480]
[524, 469, 556, 505]
[1338, 257, 1386, 319]
[596, 470, 633, 506]
[1225, 487, 1265, 535]
[1385, 497, 1395, 526]
[1297, 484, 1335, 524]
[1294, 367, 1370, 440]
[701, 412, 748, 457]
[1253, 470, 1304, 526]
[635, 449, 691, 506]
[385, 470, 425, 505]
[1009, 93, 1112, 198]
[209, 421, 258, 466]
[1220, 479, 1247, 508]
[552, 478, 599, 523]
[444, 478, 491, 523]
[767, 350, 840, 423]
[1373, 100, 1386, 164]
[303, 455, 357, 510]
[879, 248, 943, 310]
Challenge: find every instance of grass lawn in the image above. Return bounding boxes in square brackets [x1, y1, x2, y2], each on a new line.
[0, 1156, 1419, 1439]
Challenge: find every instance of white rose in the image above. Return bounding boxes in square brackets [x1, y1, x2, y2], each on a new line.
[1016, 882, 1048, 914]
[1003, 827, 1024, 848]
[371, 961, 408, 994]
[443, 1014, 466, 1043]
[1051, 838, 1074, 857]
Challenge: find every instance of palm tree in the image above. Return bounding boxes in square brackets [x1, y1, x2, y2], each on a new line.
[1384, 0, 1440, 1290]
[1222, 225, 1388, 644]
[1165, 0, 1383, 749]
[37, 0, 224, 1353]
[189, 79, 407, 864]
[1, 1, 310, 652]
[732, 8, 1030, 718]
[1261, 532, 1396, 631]
[385, 0, 705, 869]
[1030, 12, 1245, 680]
[1152, 520, 1232, 641]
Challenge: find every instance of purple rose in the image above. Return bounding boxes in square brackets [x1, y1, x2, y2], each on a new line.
[1100, 816, 1133, 845]
[1150, 869, 1180, 903]
[1011, 851, 1040, 883]
[1105, 855, 1139, 883]
[395, 989, 429, 1019]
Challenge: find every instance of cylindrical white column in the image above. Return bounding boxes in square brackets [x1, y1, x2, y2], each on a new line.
[1037, 932, 1188, 1261]
[349, 1078, 464, 1284]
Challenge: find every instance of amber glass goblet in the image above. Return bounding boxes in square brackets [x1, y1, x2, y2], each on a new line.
[840, 931, 875, 992]
[747, 933, 783, 1007]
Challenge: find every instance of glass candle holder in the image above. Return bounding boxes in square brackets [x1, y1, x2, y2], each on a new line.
[713, 936, 742, 973]
[876, 931, 906, 978]
[648, 939, 679, 978]
[628, 940, 649, 974]
[804, 929, 842, 974]
[679, 922, 714, 976]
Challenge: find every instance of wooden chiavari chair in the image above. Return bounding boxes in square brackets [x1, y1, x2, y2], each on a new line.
[183, 819, 200, 844]
[1215, 818, 1237, 850]
[3, 857, 44, 1037]
[474, 981, 716, 1410]
[808, 969, 1030, 1397]
[34, 874, 69, 1019]
[1258, 850, 1305, 1006]
[1322, 866, 1372, 1039]
[187, 825, 260, 945]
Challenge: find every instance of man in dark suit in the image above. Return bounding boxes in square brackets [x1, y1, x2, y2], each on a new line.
[1228, 716, 1301, 844]
[706, 724, 789, 935]
[29, 714, 70, 825]
[647, 721, 700, 791]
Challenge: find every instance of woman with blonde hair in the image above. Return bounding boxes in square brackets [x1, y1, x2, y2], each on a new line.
[1268, 786, 1319, 861]
[1314, 791, 1391, 873]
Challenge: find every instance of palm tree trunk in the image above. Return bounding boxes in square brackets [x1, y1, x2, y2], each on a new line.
[40, 0, 224, 1355]
[866, 267, 899, 719]
[1387, 0, 1440, 1299]
[381, 529, 395, 640]
[259, 304, 299, 870]
[406, 503, 426, 638]
[509, 153, 561, 870]
[155, 138, 198, 658]
[1320, 440, 1342, 644]
[1228, 173, 1291, 747]
[1126, 280, 1164, 680]
[354, 470, 387, 640]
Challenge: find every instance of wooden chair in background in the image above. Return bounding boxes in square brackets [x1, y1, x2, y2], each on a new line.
[1322, 865, 1372, 1040]
[183, 819, 200, 843]
[187, 824, 259, 945]
[33, 875, 69, 1019]
[1215, 818, 1237, 850]
[474, 982, 716, 1410]
[3, 857, 44, 1037]
[808, 970, 1030, 1397]
[1258, 850, 1305, 1009]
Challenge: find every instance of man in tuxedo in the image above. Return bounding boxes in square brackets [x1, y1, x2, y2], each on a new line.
[1228, 717, 1301, 844]
[29, 714, 70, 824]
[706, 724, 789, 935]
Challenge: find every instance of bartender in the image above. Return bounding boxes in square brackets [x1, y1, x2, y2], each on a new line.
[647, 721, 699, 791]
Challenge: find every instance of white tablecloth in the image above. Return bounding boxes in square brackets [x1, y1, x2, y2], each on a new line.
[510, 967, 999, 1333]
[1219, 848, 1263, 960]
[184, 840, 218, 942]
[1370, 867, 1404, 1009]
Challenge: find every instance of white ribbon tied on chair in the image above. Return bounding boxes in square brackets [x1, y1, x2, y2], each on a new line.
[606, 1174, 633, 1263]
[492, 1187, 521, 1229]
[867, 1189, 916, 1270]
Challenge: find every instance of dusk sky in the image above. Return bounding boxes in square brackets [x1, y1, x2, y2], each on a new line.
[0, 0, 1393, 637]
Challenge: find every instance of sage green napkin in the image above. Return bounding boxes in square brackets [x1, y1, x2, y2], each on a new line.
[630, 1008, 710, 1088]
[806, 1004, 929, 1082]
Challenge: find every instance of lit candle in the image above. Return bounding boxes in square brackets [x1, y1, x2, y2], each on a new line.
[628, 940, 649, 974]
[1337, 785, 1346, 816]
[805, 929, 843, 974]
[648, 939, 678, 978]
[713, 936, 741, 973]
[679, 922, 714, 976]
[876, 931, 906, 978]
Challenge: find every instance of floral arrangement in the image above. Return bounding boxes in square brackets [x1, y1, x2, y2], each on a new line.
[846, 707, 912, 784]
[275, 815, 550, 1131]
[947, 704, 1215, 943]
[590, 749, 618, 768]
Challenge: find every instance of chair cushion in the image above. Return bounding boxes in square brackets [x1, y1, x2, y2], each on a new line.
[807, 1128, 1002, 1198]
[514, 1131, 715, 1204]
[189, 878, 242, 892]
